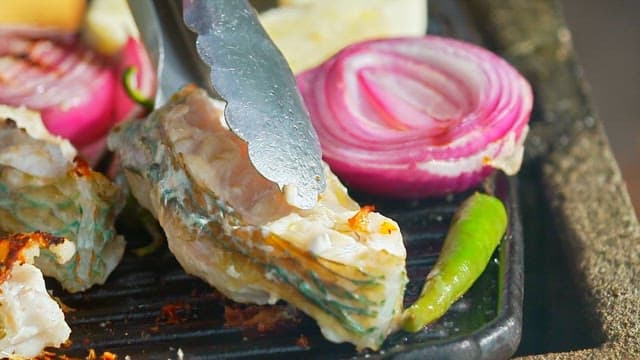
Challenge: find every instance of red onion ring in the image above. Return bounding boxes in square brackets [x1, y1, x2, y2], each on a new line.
[297, 36, 533, 198]
[0, 35, 115, 163]
[0, 33, 154, 165]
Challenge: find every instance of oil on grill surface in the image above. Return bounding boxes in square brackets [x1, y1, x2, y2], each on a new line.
[48, 1, 519, 358]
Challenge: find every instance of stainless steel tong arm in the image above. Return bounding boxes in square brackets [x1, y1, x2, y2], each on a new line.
[128, 0, 326, 209]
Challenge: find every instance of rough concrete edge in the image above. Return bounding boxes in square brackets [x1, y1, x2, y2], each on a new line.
[465, 0, 640, 358]
[537, 122, 639, 360]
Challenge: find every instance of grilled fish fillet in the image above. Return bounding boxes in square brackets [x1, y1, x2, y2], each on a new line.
[0, 105, 126, 292]
[0, 232, 75, 358]
[108, 87, 407, 350]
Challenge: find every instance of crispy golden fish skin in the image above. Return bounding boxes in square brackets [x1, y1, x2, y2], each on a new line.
[108, 87, 407, 351]
[0, 105, 126, 293]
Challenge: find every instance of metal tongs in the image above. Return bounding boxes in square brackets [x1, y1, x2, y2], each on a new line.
[127, 0, 325, 209]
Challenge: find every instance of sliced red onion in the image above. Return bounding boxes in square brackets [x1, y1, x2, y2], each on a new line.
[0, 26, 76, 43]
[297, 36, 533, 198]
[85, 37, 155, 166]
[0, 35, 116, 164]
[113, 37, 155, 123]
[0, 33, 154, 165]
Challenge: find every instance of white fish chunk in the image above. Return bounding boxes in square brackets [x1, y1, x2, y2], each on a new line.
[0, 232, 75, 358]
[0, 105, 126, 292]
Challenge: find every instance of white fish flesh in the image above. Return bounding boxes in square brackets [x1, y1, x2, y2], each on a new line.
[0, 231, 75, 358]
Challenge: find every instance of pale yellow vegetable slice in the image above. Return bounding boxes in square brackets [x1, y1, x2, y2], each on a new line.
[82, 0, 140, 55]
[259, 0, 428, 73]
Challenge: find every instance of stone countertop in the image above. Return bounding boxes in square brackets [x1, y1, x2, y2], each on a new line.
[467, 0, 640, 358]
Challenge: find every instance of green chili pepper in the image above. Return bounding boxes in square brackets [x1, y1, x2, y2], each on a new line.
[131, 208, 165, 257]
[118, 194, 165, 257]
[402, 192, 507, 332]
[122, 66, 154, 111]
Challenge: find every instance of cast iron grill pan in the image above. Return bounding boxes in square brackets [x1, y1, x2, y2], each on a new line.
[48, 2, 524, 358]
[49, 172, 522, 359]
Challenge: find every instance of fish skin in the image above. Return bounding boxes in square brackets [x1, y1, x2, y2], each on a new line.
[0, 106, 126, 293]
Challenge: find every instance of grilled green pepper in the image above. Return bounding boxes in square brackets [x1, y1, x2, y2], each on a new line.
[402, 192, 507, 332]
[123, 66, 154, 111]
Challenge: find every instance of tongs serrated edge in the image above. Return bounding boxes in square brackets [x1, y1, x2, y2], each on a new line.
[128, 0, 326, 209]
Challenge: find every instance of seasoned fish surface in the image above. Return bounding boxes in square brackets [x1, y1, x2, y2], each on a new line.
[0, 232, 75, 358]
[108, 87, 407, 350]
[0, 105, 126, 292]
